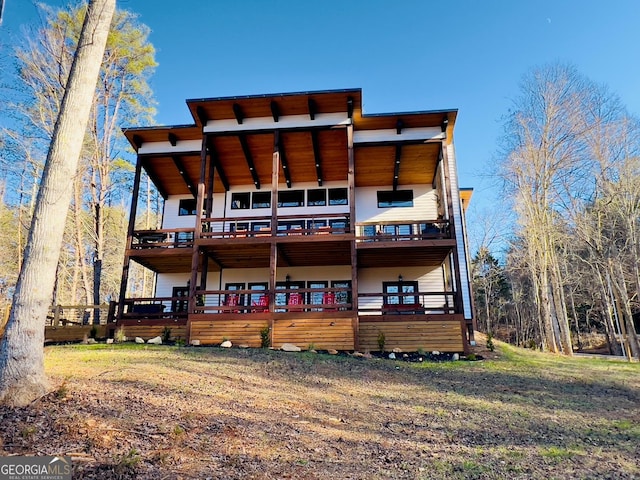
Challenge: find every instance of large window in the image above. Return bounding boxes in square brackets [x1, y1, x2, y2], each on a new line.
[307, 189, 326, 206]
[377, 190, 414, 208]
[383, 281, 418, 305]
[251, 191, 271, 209]
[231, 192, 250, 209]
[328, 188, 348, 205]
[278, 190, 304, 207]
[178, 199, 197, 216]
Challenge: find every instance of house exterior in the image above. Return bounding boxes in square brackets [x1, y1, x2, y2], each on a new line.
[118, 88, 475, 352]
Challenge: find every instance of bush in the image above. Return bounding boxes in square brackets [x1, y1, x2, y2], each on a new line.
[377, 331, 386, 352]
[486, 333, 495, 352]
[162, 326, 172, 343]
[260, 326, 271, 348]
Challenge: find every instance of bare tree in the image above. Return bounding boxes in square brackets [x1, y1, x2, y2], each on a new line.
[0, 0, 116, 407]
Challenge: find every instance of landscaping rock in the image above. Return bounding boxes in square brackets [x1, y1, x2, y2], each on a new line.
[392, 347, 402, 353]
[191, 339, 201, 346]
[87, 338, 97, 344]
[220, 340, 232, 348]
[328, 349, 338, 355]
[431, 351, 440, 355]
[452, 353, 460, 361]
[238, 344, 250, 349]
[147, 336, 162, 345]
[352, 352, 365, 358]
[135, 337, 144, 344]
[388, 352, 396, 359]
[106, 338, 114, 344]
[281, 343, 301, 352]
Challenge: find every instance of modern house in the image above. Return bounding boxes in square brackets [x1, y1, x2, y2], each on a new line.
[117, 88, 475, 352]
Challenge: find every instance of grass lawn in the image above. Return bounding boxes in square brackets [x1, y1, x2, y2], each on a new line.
[0, 340, 638, 479]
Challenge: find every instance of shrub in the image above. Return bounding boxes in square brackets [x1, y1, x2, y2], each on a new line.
[162, 326, 172, 343]
[260, 326, 271, 348]
[377, 331, 386, 352]
[486, 333, 495, 352]
[89, 325, 98, 339]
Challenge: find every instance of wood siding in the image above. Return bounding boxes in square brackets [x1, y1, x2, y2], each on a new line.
[189, 315, 269, 347]
[358, 316, 465, 352]
[44, 325, 108, 342]
[272, 315, 354, 350]
[120, 324, 188, 341]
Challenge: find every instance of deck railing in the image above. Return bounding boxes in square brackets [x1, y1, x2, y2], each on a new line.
[194, 287, 352, 313]
[130, 228, 195, 249]
[355, 219, 450, 242]
[200, 214, 351, 239]
[358, 291, 457, 315]
[120, 297, 190, 320]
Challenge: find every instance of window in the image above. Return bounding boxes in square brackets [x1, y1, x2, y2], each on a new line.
[329, 219, 348, 233]
[231, 192, 250, 209]
[178, 199, 197, 216]
[225, 283, 246, 309]
[307, 189, 326, 206]
[328, 188, 348, 206]
[278, 190, 304, 207]
[383, 281, 419, 305]
[172, 286, 189, 312]
[377, 190, 414, 208]
[332, 280, 352, 310]
[308, 281, 328, 311]
[252, 191, 271, 209]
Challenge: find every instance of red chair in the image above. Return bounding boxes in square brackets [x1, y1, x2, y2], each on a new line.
[323, 292, 337, 311]
[288, 292, 303, 312]
[252, 294, 269, 312]
[225, 294, 240, 313]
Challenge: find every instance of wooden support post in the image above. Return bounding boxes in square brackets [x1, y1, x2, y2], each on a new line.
[440, 143, 464, 317]
[188, 135, 208, 314]
[116, 154, 144, 322]
[347, 124, 359, 350]
[269, 131, 280, 318]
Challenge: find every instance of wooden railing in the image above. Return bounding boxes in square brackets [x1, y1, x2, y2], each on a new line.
[194, 287, 352, 313]
[355, 219, 450, 242]
[130, 228, 195, 249]
[200, 213, 351, 239]
[120, 297, 189, 320]
[46, 303, 114, 326]
[358, 291, 457, 315]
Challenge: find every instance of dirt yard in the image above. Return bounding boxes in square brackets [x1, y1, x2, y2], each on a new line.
[0, 337, 638, 479]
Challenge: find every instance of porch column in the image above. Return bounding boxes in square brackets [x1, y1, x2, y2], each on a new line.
[347, 123, 359, 350]
[188, 134, 208, 313]
[440, 142, 464, 316]
[200, 138, 217, 294]
[116, 153, 144, 322]
[269, 131, 281, 315]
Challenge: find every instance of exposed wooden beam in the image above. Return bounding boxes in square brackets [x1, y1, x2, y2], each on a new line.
[310, 130, 323, 186]
[196, 106, 208, 125]
[203, 123, 346, 137]
[354, 137, 442, 148]
[238, 134, 260, 189]
[278, 133, 292, 188]
[393, 144, 402, 191]
[171, 155, 197, 198]
[277, 244, 292, 267]
[140, 158, 168, 199]
[347, 97, 354, 119]
[441, 117, 449, 133]
[233, 103, 244, 124]
[168, 132, 178, 146]
[308, 98, 317, 120]
[270, 101, 280, 123]
[207, 138, 229, 192]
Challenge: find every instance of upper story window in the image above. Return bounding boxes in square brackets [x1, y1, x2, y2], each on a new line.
[231, 192, 250, 209]
[278, 190, 304, 208]
[307, 189, 326, 206]
[328, 188, 348, 206]
[252, 191, 271, 209]
[178, 198, 197, 216]
[377, 190, 414, 208]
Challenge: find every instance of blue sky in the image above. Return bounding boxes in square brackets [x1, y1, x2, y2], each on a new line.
[1, 0, 639, 248]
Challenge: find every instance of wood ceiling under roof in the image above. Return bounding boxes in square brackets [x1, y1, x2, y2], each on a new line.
[123, 89, 457, 197]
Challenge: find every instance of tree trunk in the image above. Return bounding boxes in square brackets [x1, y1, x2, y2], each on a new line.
[0, 0, 115, 407]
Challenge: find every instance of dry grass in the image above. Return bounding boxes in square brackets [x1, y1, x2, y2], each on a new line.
[1, 338, 639, 479]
